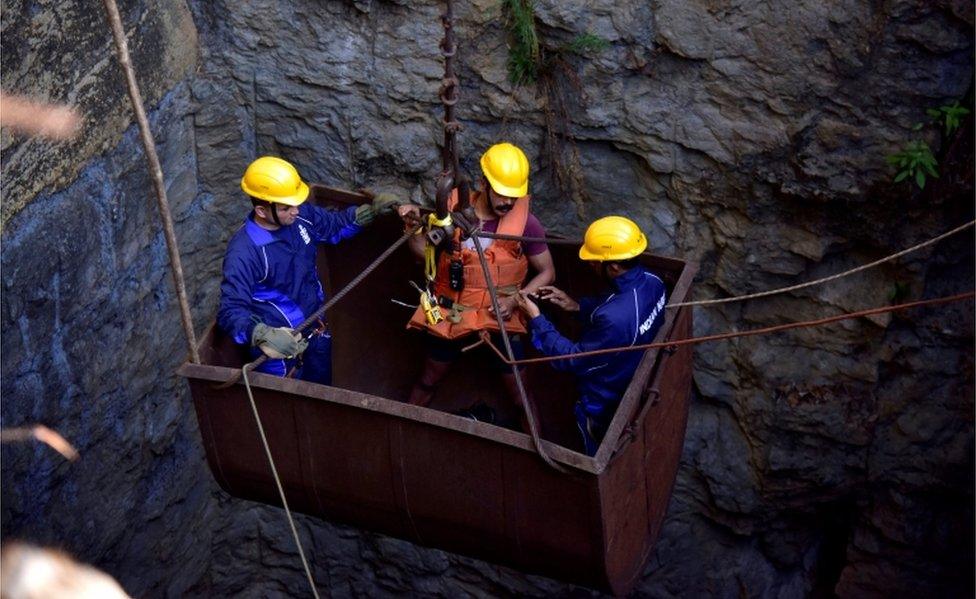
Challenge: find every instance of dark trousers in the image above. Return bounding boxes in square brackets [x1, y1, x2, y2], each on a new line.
[574, 399, 615, 456]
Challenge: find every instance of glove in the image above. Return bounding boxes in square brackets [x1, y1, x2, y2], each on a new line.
[354, 204, 375, 226]
[354, 192, 401, 226]
[371, 192, 400, 215]
[251, 323, 308, 359]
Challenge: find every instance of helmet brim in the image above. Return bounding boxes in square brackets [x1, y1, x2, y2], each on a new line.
[242, 180, 310, 206]
[275, 181, 310, 206]
[578, 234, 647, 261]
[483, 171, 528, 198]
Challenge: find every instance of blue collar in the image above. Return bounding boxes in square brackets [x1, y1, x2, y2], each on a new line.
[244, 213, 277, 246]
[610, 265, 646, 292]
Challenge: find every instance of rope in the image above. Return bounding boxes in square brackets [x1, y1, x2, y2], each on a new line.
[481, 291, 975, 366]
[476, 220, 976, 309]
[424, 241, 438, 282]
[470, 232, 565, 472]
[218, 228, 418, 387]
[670, 220, 976, 307]
[241, 365, 320, 599]
[101, 0, 199, 363]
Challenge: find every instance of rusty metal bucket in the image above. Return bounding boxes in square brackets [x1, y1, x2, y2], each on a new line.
[178, 190, 696, 593]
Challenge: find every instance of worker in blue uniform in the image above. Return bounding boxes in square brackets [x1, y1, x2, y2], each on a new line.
[515, 216, 667, 455]
[218, 156, 401, 385]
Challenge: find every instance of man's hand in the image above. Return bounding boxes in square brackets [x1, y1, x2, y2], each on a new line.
[537, 285, 579, 312]
[397, 204, 423, 230]
[488, 295, 518, 320]
[251, 323, 308, 359]
[514, 291, 541, 319]
[354, 192, 402, 226]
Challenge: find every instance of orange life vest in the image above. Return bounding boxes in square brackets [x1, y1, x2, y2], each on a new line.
[407, 190, 531, 339]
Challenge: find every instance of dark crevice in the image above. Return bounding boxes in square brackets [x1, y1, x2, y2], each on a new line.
[809, 498, 858, 598]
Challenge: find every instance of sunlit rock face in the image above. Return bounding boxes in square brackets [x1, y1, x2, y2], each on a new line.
[1, 0, 972, 596]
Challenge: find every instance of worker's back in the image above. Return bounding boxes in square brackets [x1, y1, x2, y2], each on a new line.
[575, 265, 667, 407]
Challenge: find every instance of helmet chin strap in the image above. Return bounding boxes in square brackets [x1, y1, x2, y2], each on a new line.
[268, 201, 282, 226]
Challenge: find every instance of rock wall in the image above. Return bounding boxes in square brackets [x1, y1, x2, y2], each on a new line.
[0, 0, 197, 227]
[1, 0, 972, 597]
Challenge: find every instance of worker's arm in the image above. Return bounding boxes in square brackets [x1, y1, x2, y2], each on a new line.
[576, 296, 604, 321]
[217, 246, 264, 345]
[524, 299, 620, 374]
[523, 249, 555, 295]
[303, 203, 363, 244]
[406, 228, 427, 259]
[397, 204, 427, 259]
[515, 292, 615, 373]
[490, 247, 555, 320]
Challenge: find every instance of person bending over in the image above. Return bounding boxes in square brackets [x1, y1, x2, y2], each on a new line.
[515, 216, 666, 454]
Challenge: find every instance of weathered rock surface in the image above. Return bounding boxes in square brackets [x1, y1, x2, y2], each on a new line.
[1, 0, 972, 597]
[0, 0, 198, 228]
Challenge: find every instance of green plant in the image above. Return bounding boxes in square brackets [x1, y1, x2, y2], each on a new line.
[500, 1, 609, 215]
[885, 140, 938, 189]
[503, 0, 540, 85]
[926, 101, 971, 136]
[564, 33, 610, 56]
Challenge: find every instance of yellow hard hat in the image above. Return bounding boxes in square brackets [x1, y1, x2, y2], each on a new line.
[579, 216, 648, 261]
[480, 142, 529, 197]
[240, 156, 310, 206]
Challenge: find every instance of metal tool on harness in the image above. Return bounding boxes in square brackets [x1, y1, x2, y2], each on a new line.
[410, 280, 444, 325]
[437, 294, 470, 324]
[425, 211, 454, 248]
[424, 211, 454, 283]
[448, 257, 464, 291]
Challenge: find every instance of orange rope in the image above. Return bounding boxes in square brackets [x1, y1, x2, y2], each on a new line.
[476, 220, 976, 310]
[482, 291, 975, 365]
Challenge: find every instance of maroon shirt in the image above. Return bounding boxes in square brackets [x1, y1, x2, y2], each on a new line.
[478, 214, 548, 256]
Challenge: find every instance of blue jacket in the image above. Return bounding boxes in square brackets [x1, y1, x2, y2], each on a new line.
[217, 203, 362, 345]
[528, 266, 667, 417]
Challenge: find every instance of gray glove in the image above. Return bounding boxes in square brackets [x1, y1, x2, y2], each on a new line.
[371, 192, 400, 215]
[354, 192, 401, 226]
[251, 323, 308, 359]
